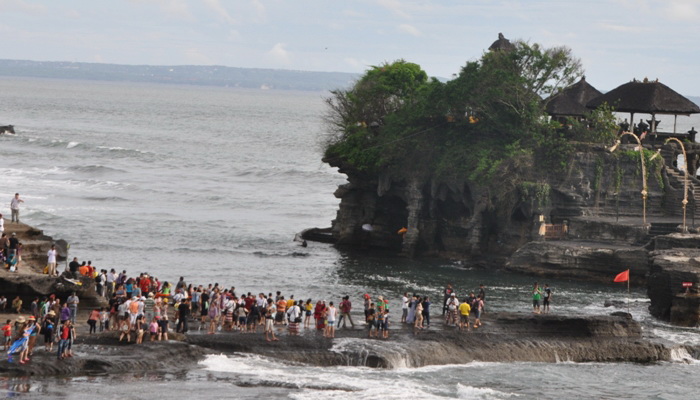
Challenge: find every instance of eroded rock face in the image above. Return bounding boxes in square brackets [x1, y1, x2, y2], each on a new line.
[324, 146, 664, 261]
[648, 249, 700, 325]
[0, 221, 105, 308]
[506, 241, 648, 283]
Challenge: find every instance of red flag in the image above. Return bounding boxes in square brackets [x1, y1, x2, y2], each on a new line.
[614, 269, 630, 283]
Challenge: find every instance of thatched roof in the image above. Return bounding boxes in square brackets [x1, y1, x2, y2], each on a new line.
[489, 33, 515, 52]
[545, 76, 603, 117]
[586, 79, 700, 115]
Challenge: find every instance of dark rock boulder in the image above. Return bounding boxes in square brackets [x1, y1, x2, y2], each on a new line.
[648, 249, 700, 325]
[506, 240, 648, 283]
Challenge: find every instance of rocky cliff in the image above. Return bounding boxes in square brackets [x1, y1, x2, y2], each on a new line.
[324, 144, 665, 262]
[0, 221, 105, 308]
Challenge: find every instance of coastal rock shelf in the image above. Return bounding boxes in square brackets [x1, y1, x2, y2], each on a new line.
[0, 339, 205, 377]
[186, 312, 671, 369]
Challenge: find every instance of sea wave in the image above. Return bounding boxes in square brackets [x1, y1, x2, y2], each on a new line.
[67, 164, 126, 174]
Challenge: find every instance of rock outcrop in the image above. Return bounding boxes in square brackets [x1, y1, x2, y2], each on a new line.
[324, 145, 665, 263]
[186, 312, 670, 368]
[0, 220, 105, 308]
[0, 338, 205, 377]
[648, 248, 700, 326]
[506, 240, 648, 283]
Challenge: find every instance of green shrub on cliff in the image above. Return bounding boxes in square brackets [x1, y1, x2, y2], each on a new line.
[323, 39, 600, 181]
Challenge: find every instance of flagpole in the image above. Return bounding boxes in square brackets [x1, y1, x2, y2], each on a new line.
[627, 275, 630, 314]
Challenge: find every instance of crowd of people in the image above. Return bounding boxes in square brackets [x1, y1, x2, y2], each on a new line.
[3, 294, 79, 363]
[3, 266, 496, 364]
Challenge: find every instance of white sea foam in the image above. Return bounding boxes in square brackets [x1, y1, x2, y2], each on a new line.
[669, 347, 700, 364]
[652, 326, 700, 346]
[201, 354, 515, 399]
[66, 141, 80, 148]
[456, 383, 518, 399]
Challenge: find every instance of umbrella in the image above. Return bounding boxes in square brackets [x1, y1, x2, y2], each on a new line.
[587, 79, 700, 133]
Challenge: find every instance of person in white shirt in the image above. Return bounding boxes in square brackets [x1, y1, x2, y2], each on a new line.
[105, 269, 116, 298]
[324, 302, 337, 338]
[401, 292, 409, 323]
[47, 244, 58, 276]
[10, 193, 24, 224]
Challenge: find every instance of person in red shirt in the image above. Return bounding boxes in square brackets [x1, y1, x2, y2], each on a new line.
[2, 319, 11, 351]
[57, 321, 71, 360]
[275, 297, 287, 325]
[140, 276, 151, 295]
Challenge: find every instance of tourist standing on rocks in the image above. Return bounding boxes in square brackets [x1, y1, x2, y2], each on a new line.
[67, 292, 79, 323]
[366, 302, 377, 338]
[177, 298, 191, 333]
[401, 292, 409, 323]
[46, 245, 58, 276]
[87, 308, 99, 334]
[8, 233, 18, 257]
[473, 295, 484, 329]
[532, 282, 542, 314]
[12, 296, 22, 313]
[0, 233, 7, 260]
[2, 319, 11, 350]
[443, 283, 454, 315]
[324, 301, 337, 338]
[60, 303, 70, 323]
[68, 257, 80, 278]
[337, 295, 355, 328]
[287, 301, 301, 335]
[422, 297, 431, 327]
[303, 299, 313, 329]
[458, 298, 471, 331]
[406, 295, 416, 324]
[57, 320, 70, 359]
[10, 193, 23, 224]
[445, 293, 459, 326]
[414, 297, 424, 330]
[105, 269, 116, 298]
[363, 294, 371, 322]
[264, 299, 278, 342]
[42, 311, 55, 352]
[543, 284, 552, 314]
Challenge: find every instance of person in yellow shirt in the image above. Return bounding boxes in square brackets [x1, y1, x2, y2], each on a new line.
[458, 299, 471, 332]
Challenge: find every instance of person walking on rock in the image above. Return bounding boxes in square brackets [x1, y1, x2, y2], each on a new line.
[10, 193, 23, 224]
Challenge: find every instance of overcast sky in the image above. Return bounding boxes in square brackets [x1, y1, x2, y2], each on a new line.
[1, 0, 699, 94]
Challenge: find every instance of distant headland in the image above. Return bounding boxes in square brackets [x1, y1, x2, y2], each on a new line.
[0, 59, 360, 92]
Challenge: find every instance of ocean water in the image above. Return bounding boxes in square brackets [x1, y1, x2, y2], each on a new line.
[1, 77, 699, 399]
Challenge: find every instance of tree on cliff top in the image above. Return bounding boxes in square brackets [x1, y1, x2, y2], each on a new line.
[323, 40, 584, 177]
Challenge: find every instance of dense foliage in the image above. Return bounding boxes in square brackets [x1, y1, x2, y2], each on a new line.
[323, 40, 614, 183]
